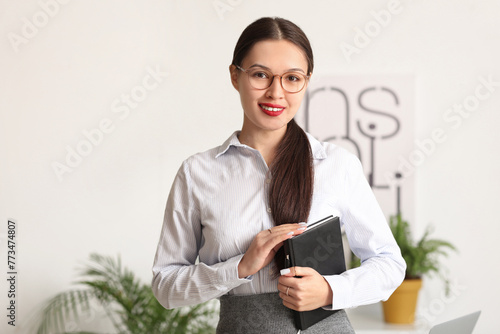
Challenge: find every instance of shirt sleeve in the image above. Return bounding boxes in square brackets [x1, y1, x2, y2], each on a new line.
[323, 153, 406, 310]
[151, 160, 252, 309]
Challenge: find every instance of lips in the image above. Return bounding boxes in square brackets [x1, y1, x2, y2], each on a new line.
[259, 103, 285, 117]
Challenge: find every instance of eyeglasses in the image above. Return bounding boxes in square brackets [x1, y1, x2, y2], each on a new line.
[235, 65, 309, 93]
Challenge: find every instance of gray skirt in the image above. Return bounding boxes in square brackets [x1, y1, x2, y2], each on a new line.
[216, 292, 355, 334]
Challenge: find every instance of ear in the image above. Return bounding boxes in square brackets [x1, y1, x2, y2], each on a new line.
[303, 72, 312, 91]
[229, 64, 239, 91]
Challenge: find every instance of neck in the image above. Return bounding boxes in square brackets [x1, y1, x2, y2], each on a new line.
[239, 126, 287, 166]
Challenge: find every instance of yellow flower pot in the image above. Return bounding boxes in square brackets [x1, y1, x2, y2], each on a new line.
[382, 278, 422, 324]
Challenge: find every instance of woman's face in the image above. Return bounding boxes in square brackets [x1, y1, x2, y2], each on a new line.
[230, 39, 310, 136]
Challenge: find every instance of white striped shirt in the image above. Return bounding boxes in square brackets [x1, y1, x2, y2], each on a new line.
[152, 131, 406, 310]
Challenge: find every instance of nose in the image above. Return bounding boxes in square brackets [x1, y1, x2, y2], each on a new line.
[266, 75, 285, 99]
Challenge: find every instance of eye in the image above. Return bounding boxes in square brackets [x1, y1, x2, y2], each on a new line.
[284, 73, 304, 82]
[250, 70, 270, 80]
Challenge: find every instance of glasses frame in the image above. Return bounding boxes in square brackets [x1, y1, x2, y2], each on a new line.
[235, 65, 310, 94]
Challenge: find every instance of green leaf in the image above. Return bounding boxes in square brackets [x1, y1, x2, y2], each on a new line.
[29, 253, 217, 334]
[389, 214, 457, 283]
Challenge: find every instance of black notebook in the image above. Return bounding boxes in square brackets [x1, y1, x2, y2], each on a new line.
[283, 215, 346, 330]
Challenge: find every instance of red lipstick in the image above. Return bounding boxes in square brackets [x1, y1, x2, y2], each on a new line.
[259, 103, 285, 117]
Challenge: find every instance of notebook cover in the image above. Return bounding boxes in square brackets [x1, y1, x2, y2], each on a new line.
[283, 215, 346, 330]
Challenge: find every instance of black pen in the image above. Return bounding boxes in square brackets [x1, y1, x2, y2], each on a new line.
[285, 254, 290, 268]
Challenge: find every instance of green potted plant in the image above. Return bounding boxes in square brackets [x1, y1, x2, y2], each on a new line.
[29, 253, 217, 334]
[382, 214, 457, 324]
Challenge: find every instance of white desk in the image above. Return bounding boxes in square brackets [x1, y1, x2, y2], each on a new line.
[346, 303, 430, 334]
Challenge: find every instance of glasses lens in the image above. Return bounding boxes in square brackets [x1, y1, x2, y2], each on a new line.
[247, 69, 273, 90]
[282, 72, 306, 93]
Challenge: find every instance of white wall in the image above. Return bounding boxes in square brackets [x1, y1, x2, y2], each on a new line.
[1, 0, 499, 333]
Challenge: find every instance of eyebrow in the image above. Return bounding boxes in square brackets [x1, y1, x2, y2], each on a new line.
[248, 63, 306, 74]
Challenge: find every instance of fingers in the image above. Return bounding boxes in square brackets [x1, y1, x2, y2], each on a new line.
[272, 242, 284, 253]
[259, 224, 306, 255]
[280, 266, 313, 277]
[279, 267, 296, 277]
[281, 298, 299, 311]
[258, 224, 305, 252]
[277, 282, 303, 311]
[266, 222, 306, 236]
[264, 231, 294, 249]
[265, 223, 307, 244]
[277, 282, 293, 297]
[278, 267, 317, 287]
[293, 266, 316, 277]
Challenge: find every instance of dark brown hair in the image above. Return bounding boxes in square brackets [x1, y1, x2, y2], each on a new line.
[232, 17, 314, 274]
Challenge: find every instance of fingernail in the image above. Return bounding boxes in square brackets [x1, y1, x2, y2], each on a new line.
[297, 227, 306, 231]
[286, 231, 294, 235]
[280, 268, 291, 275]
[299, 222, 307, 225]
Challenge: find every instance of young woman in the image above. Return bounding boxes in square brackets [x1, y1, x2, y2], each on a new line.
[152, 17, 406, 333]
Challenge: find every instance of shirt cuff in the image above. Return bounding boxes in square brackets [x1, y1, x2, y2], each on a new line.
[216, 254, 253, 285]
[323, 274, 352, 310]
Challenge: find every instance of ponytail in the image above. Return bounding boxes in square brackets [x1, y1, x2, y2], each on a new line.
[269, 119, 314, 275]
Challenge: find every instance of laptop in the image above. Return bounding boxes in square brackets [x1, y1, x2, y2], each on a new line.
[429, 311, 481, 334]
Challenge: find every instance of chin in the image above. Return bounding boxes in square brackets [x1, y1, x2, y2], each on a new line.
[259, 119, 290, 132]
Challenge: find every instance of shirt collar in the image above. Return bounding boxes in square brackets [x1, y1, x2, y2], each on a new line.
[306, 132, 327, 160]
[216, 130, 327, 160]
[215, 131, 245, 158]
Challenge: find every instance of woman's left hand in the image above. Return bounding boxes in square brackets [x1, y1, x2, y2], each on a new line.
[277, 266, 333, 311]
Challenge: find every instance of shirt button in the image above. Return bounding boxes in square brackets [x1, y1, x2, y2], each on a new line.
[267, 208, 272, 213]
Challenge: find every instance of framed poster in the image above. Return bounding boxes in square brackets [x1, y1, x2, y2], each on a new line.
[297, 75, 415, 221]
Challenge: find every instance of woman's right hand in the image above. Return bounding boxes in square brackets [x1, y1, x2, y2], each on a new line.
[237, 223, 307, 278]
